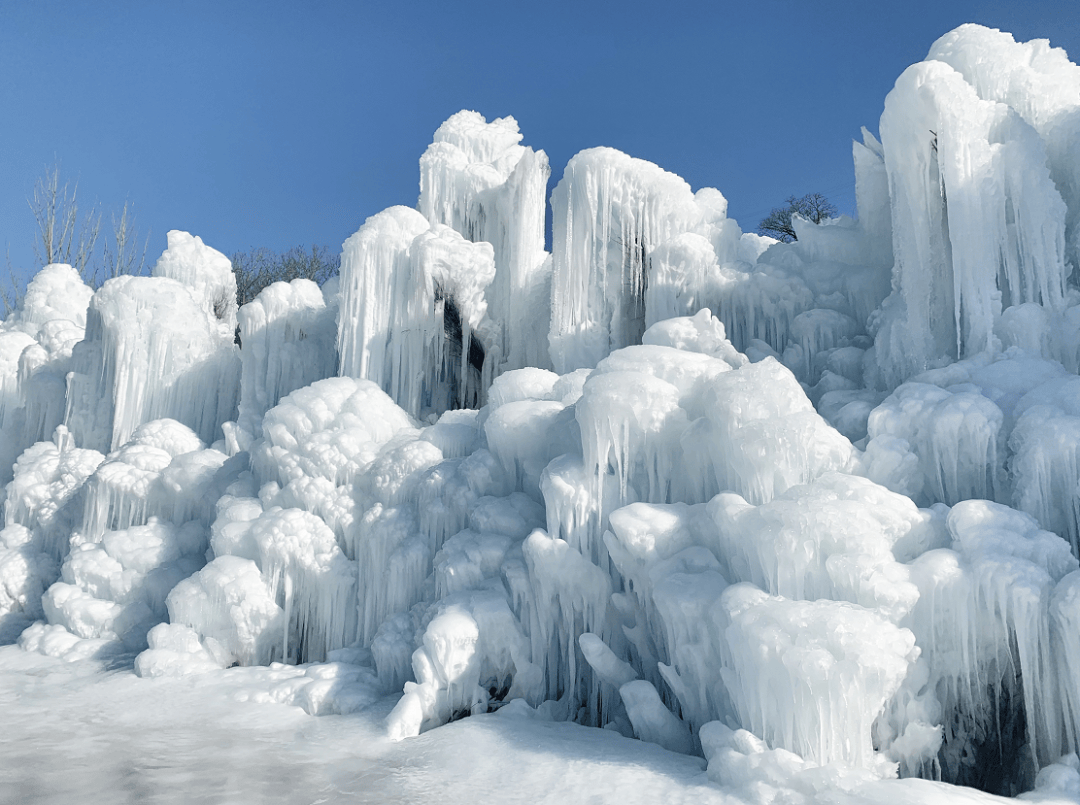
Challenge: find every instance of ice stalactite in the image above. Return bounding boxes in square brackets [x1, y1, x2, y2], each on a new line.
[419, 111, 552, 373]
[871, 55, 1070, 388]
[860, 353, 1080, 550]
[548, 148, 705, 373]
[64, 262, 241, 454]
[337, 208, 498, 417]
[230, 377, 419, 661]
[926, 24, 1080, 276]
[712, 264, 816, 361]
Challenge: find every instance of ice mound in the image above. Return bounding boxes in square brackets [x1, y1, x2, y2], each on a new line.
[24, 419, 242, 653]
[706, 473, 927, 622]
[718, 583, 918, 769]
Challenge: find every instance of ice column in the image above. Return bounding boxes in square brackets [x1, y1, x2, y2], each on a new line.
[548, 148, 703, 373]
[337, 208, 497, 417]
[927, 24, 1080, 275]
[872, 58, 1069, 387]
[229, 278, 338, 451]
[64, 272, 240, 453]
[419, 111, 552, 372]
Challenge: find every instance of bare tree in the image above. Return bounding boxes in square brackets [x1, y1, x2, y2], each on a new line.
[231, 245, 340, 307]
[2, 165, 150, 317]
[758, 193, 838, 243]
[99, 201, 149, 286]
[29, 163, 101, 277]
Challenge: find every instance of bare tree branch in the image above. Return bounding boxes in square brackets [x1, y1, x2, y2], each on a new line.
[29, 162, 102, 279]
[231, 245, 340, 307]
[758, 193, 838, 243]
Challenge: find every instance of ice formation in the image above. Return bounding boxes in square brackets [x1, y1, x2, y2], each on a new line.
[3, 22, 1080, 803]
[419, 111, 552, 373]
[337, 208, 498, 416]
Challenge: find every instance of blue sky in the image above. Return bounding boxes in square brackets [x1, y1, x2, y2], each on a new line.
[1, 0, 1076, 288]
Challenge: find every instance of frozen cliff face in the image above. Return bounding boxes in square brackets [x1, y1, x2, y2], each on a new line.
[419, 111, 552, 373]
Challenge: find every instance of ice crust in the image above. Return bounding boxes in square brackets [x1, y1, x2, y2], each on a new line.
[3, 23, 1080, 803]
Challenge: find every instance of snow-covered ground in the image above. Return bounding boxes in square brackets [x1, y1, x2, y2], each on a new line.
[0, 645, 1039, 805]
[0, 646, 731, 805]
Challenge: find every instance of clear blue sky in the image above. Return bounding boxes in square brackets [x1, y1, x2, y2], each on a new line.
[1, 0, 1076, 288]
